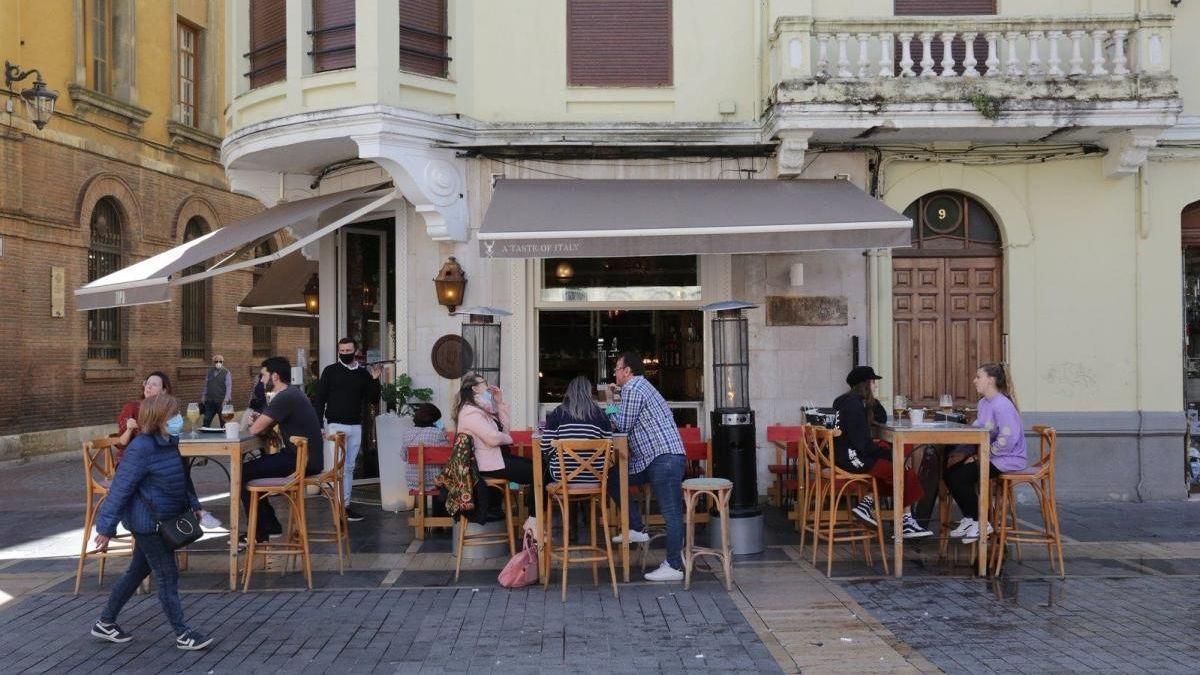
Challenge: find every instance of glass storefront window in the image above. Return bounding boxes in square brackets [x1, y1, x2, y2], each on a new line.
[540, 256, 700, 303]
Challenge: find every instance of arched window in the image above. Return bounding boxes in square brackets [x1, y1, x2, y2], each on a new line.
[902, 192, 1002, 253]
[251, 240, 275, 358]
[87, 198, 123, 360]
[181, 217, 209, 359]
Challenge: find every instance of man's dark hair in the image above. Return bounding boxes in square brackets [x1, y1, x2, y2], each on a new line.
[337, 337, 357, 349]
[618, 351, 645, 376]
[262, 356, 292, 384]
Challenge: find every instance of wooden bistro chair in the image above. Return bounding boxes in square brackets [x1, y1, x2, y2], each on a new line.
[682, 477, 734, 591]
[243, 436, 312, 591]
[807, 425, 889, 577]
[544, 439, 619, 601]
[409, 443, 454, 539]
[75, 438, 135, 594]
[507, 428, 537, 525]
[453, 477, 518, 582]
[992, 426, 1065, 576]
[300, 432, 351, 573]
[766, 425, 804, 511]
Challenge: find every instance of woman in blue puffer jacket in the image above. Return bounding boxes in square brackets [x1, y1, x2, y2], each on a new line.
[90, 394, 213, 651]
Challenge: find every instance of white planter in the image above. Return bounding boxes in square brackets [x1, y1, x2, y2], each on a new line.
[375, 412, 414, 512]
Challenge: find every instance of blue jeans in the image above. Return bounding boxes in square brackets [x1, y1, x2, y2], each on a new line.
[608, 453, 686, 570]
[101, 532, 189, 635]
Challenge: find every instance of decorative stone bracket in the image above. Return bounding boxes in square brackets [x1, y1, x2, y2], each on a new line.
[353, 133, 469, 242]
[776, 130, 813, 177]
[1099, 128, 1163, 178]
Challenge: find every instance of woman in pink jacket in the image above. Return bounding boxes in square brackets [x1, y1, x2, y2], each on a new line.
[453, 373, 537, 528]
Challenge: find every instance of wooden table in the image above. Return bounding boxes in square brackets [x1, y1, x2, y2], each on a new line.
[532, 434, 633, 583]
[179, 433, 262, 590]
[876, 421, 990, 577]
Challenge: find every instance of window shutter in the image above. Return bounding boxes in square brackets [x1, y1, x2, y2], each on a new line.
[1184, 203, 1200, 249]
[894, 0, 995, 14]
[567, 0, 672, 87]
[248, 0, 286, 88]
[399, 0, 450, 78]
[894, 0, 995, 75]
[312, 0, 355, 72]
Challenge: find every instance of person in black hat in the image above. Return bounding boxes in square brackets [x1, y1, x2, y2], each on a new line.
[832, 366, 931, 539]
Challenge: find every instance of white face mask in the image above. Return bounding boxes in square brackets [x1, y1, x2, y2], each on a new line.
[476, 389, 494, 407]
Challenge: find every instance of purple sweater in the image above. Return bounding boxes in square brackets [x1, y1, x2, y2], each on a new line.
[975, 393, 1028, 473]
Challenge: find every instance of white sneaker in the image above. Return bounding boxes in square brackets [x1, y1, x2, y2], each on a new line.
[644, 560, 684, 582]
[199, 511, 222, 530]
[960, 521, 993, 544]
[949, 517, 977, 539]
[612, 529, 650, 544]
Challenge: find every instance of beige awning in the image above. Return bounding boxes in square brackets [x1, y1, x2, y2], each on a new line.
[75, 183, 394, 311]
[478, 178, 911, 259]
[236, 251, 319, 328]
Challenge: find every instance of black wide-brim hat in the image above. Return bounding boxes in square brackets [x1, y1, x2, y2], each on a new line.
[846, 365, 883, 387]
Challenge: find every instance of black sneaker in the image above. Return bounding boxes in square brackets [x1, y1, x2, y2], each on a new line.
[91, 621, 133, 643]
[851, 496, 877, 526]
[345, 506, 365, 522]
[175, 629, 213, 651]
[902, 514, 933, 539]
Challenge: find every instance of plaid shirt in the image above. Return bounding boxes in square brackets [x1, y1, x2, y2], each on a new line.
[608, 376, 684, 474]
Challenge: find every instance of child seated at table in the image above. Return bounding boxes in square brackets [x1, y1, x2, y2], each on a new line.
[833, 366, 932, 539]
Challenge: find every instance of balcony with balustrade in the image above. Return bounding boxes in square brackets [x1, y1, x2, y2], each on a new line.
[765, 13, 1181, 177]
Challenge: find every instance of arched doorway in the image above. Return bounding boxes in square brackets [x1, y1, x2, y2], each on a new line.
[892, 191, 1003, 408]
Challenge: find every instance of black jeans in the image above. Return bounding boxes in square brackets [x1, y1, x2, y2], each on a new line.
[242, 452, 302, 533]
[102, 532, 189, 635]
[943, 458, 1002, 520]
[478, 452, 537, 513]
[201, 400, 222, 428]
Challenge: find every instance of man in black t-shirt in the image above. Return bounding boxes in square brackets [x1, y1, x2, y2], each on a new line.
[244, 356, 324, 540]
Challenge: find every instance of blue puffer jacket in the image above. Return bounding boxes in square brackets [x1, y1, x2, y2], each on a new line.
[95, 433, 200, 536]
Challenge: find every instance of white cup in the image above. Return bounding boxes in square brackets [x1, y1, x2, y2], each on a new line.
[224, 422, 240, 440]
[909, 408, 926, 424]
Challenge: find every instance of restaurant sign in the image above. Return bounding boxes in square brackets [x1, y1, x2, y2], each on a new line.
[765, 295, 848, 326]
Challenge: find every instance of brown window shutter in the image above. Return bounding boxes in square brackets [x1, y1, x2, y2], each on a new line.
[894, 0, 995, 14]
[894, 0, 995, 75]
[567, 0, 672, 87]
[312, 0, 356, 72]
[399, 0, 450, 78]
[1185, 202, 1200, 248]
[248, 0, 286, 88]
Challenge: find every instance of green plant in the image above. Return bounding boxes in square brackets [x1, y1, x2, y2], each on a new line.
[967, 91, 1004, 121]
[381, 373, 433, 417]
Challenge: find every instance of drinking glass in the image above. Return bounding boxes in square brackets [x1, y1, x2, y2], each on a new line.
[185, 402, 201, 437]
[221, 403, 235, 424]
[893, 395, 907, 421]
[940, 394, 954, 410]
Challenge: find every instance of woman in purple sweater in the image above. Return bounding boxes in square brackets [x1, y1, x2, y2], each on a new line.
[944, 363, 1028, 544]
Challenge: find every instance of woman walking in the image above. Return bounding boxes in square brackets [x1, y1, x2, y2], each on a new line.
[90, 394, 213, 650]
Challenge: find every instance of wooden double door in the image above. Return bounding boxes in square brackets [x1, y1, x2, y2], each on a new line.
[892, 256, 1003, 408]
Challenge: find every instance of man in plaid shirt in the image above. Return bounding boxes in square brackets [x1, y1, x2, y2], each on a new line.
[605, 351, 686, 582]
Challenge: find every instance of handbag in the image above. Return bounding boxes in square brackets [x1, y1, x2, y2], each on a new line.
[138, 493, 203, 551]
[498, 531, 539, 588]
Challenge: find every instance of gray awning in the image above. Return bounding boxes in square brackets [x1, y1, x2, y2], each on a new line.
[236, 251, 319, 328]
[75, 183, 394, 311]
[478, 179, 911, 259]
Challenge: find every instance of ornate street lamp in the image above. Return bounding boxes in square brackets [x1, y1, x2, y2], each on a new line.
[433, 256, 467, 314]
[457, 306, 511, 387]
[4, 61, 58, 131]
[302, 274, 320, 315]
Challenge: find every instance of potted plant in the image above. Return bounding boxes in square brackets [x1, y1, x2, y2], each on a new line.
[381, 373, 434, 417]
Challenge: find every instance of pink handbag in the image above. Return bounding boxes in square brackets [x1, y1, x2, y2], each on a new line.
[498, 531, 539, 588]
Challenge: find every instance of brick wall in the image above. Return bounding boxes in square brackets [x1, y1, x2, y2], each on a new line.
[0, 133, 311, 438]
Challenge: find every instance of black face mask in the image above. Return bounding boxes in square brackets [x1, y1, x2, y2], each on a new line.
[338, 353, 356, 365]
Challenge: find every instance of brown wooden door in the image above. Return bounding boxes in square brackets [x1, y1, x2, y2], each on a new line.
[893, 257, 1002, 408]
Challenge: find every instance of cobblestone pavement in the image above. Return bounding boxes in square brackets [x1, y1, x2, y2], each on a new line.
[0, 581, 780, 674]
[842, 575, 1200, 674]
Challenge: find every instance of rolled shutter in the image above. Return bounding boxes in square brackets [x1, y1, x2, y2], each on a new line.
[248, 0, 286, 88]
[399, 0, 450, 78]
[894, 0, 995, 76]
[894, 0, 995, 13]
[1184, 202, 1200, 248]
[312, 0, 356, 72]
[567, 0, 672, 87]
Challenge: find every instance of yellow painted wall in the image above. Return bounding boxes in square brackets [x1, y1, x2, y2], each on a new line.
[1, 0, 230, 188]
[879, 156, 1191, 413]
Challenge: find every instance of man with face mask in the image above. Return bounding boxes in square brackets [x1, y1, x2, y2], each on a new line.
[314, 337, 384, 522]
[199, 354, 232, 427]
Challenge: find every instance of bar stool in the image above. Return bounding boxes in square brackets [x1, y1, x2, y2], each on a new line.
[992, 426, 1065, 576]
[453, 477, 517, 582]
[75, 438, 135, 594]
[243, 436, 312, 591]
[544, 439, 619, 601]
[681, 477, 733, 590]
[301, 432, 351, 573]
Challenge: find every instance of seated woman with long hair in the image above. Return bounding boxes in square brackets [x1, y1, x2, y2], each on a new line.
[539, 375, 613, 484]
[944, 363, 1029, 544]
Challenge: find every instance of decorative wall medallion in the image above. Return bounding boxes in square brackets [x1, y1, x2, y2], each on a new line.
[424, 159, 461, 206]
[431, 334, 473, 379]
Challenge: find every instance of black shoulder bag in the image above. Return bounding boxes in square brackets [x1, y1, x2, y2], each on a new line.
[137, 491, 203, 551]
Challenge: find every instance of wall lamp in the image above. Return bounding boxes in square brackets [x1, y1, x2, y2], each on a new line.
[4, 61, 58, 130]
[433, 256, 467, 314]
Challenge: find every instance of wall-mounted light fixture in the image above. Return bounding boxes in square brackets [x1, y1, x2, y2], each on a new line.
[302, 274, 320, 315]
[4, 61, 58, 130]
[433, 256, 467, 314]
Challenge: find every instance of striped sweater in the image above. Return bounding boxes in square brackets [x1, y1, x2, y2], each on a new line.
[540, 405, 613, 484]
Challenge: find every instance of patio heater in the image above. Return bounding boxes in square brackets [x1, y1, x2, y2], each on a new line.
[701, 300, 763, 555]
[457, 306, 511, 387]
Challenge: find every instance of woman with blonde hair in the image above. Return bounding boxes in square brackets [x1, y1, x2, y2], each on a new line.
[90, 394, 212, 651]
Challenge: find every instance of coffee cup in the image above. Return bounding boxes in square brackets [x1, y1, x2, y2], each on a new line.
[225, 422, 240, 440]
[909, 408, 926, 424]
